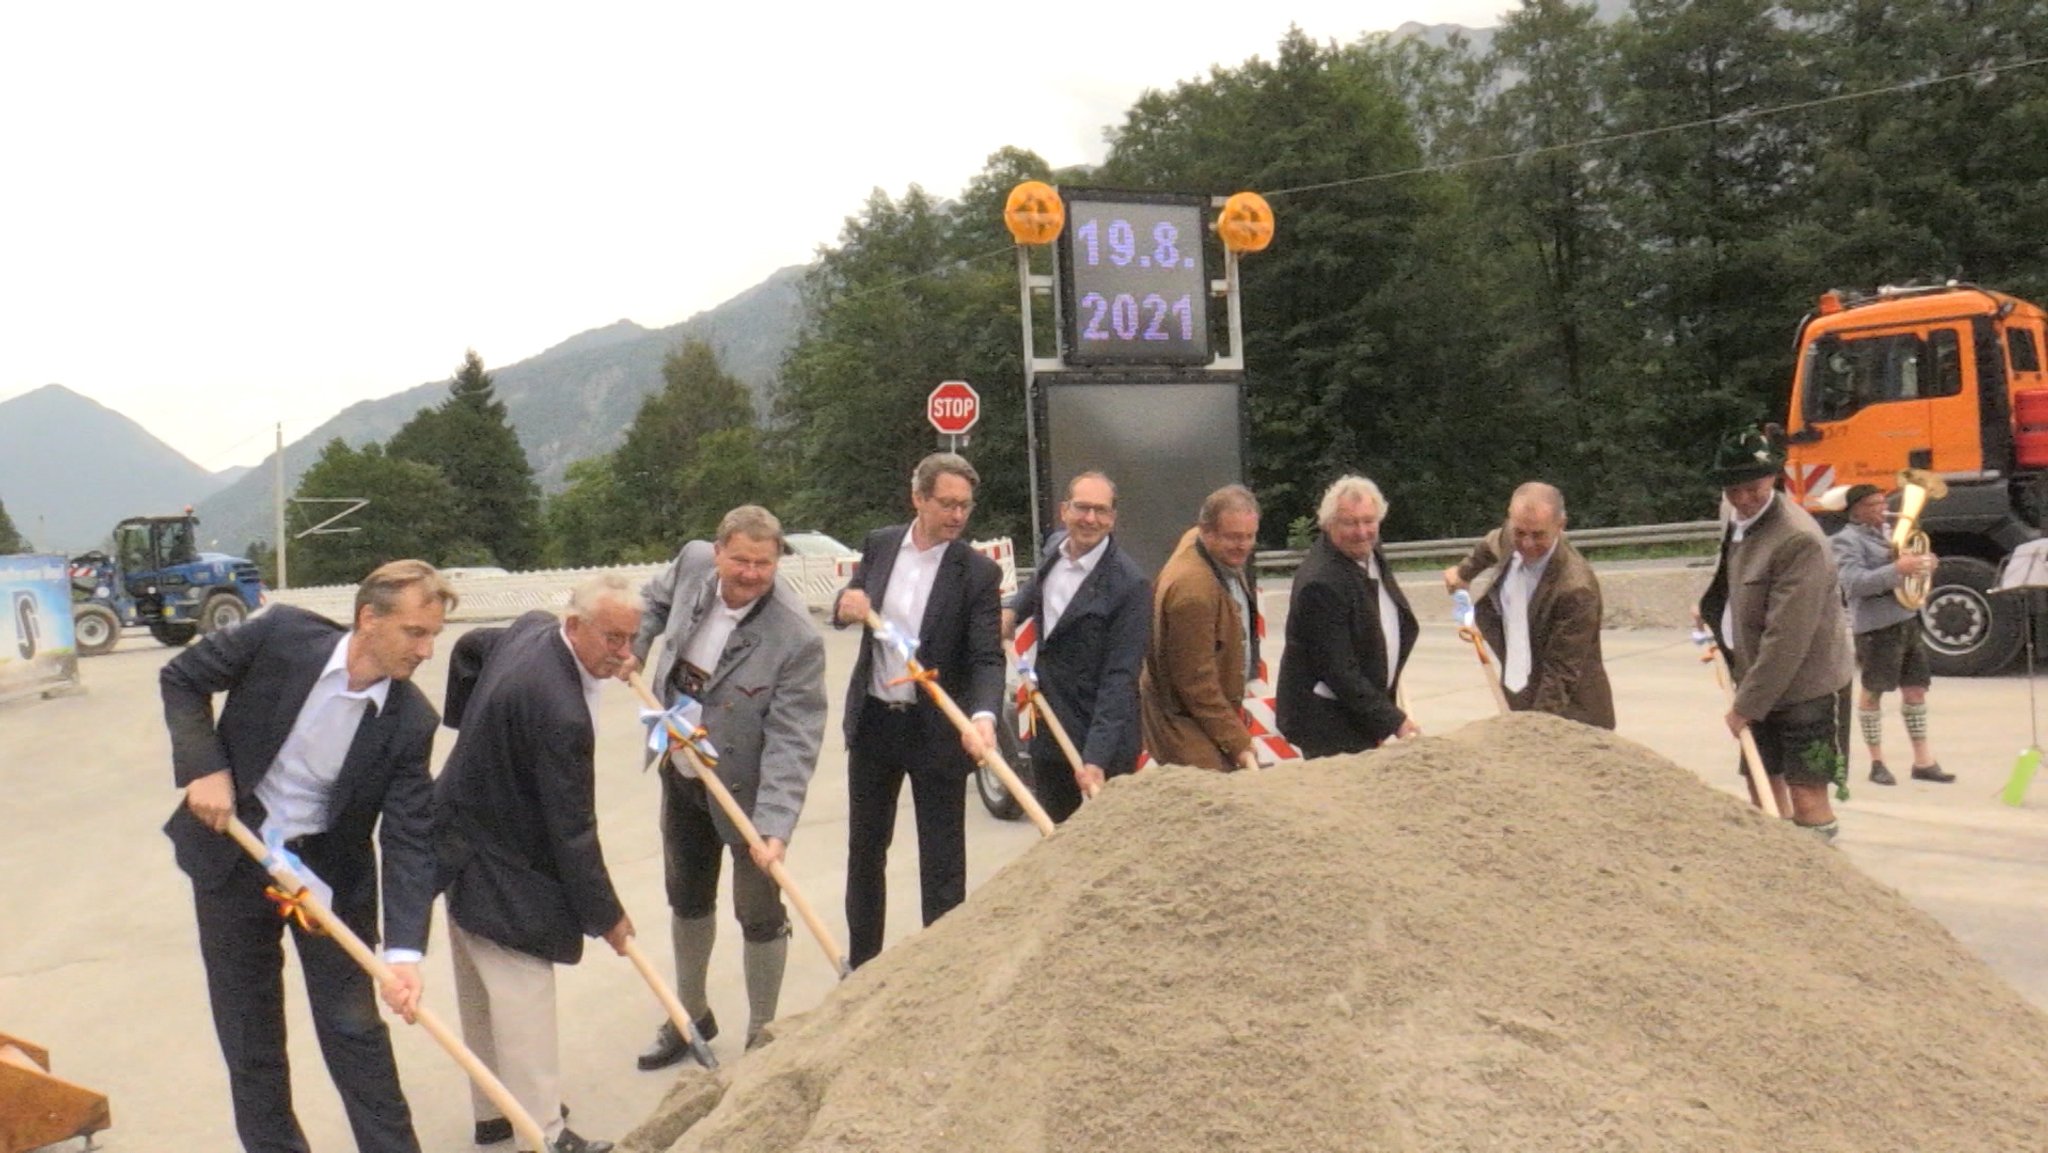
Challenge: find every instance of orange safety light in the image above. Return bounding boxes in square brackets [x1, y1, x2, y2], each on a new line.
[1817, 290, 1844, 315]
[1216, 191, 1275, 254]
[1003, 181, 1065, 246]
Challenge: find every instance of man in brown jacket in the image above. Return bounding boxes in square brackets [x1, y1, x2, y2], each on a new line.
[1139, 485, 1262, 771]
[1697, 427, 1854, 841]
[1442, 482, 1615, 729]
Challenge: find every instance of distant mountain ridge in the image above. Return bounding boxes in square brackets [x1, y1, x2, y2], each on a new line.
[194, 265, 806, 553]
[0, 385, 240, 553]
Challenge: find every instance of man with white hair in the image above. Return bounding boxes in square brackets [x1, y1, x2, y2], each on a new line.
[1443, 482, 1615, 728]
[434, 574, 643, 1153]
[1276, 475, 1418, 757]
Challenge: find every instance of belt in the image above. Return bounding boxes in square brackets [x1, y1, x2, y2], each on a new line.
[866, 696, 918, 714]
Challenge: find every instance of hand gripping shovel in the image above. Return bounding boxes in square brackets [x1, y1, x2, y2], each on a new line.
[630, 673, 854, 980]
[220, 818, 559, 1153]
[1016, 659, 1096, 800]
[865, 611, 1057, 837]
[1689, 629, 1782, 819]
[1452, 590, 1513, 718]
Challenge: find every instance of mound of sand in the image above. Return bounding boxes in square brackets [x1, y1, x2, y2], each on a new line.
[627, 713, 2048, 1152]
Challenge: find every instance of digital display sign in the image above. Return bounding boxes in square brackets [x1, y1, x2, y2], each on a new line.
[1057, 190, 1210, 367]
[1036, 374, 1243, 575]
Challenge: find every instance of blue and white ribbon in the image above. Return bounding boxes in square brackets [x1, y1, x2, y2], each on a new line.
[1451, 589, 1476, 629]
[641, 695, 720, 775]
[262, 828, 334, 910]
[1015, 657, 1040, 692]
[1689, 626, 1715, 650]
[874, 618, 920, 664]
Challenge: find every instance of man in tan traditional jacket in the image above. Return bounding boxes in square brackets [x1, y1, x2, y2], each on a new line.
[1697, 427, 1854, 841]
[1139, 485, 1262, 771]
[1443, 482, 1615, 729]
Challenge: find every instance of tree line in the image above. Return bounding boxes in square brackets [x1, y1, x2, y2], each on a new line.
[285, 0, 2048, 583]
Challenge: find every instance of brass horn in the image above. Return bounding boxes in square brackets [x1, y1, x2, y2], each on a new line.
[1891, 468, 1948, 610]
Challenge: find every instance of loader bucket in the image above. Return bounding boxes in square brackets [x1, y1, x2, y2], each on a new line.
[0, 1032, 111, 1153]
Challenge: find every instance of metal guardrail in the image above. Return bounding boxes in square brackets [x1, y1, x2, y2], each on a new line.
[1252, 520, 1724, 573]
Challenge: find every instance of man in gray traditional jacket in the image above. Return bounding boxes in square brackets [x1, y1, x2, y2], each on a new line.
[630, 505, 828, 1065]
[1830, 483, 1950, 786]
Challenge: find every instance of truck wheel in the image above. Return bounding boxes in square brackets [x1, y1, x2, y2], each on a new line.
[150, 621, 200, 647]
[1921, 556, 2025, 676]
[975, 699, 1035, 821]
[72, 605, 120, 656]
[199, 593, 249, 635]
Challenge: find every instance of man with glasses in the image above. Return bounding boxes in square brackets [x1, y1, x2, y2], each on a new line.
[1276, 475, 1420, 758]
[1004, 472, 1150, 821]
[629, 505, 827, 1067]
[832, 453, 1004, 967]
[1441, 482, 1615, 729]
[1140, 484, 1266, 770]
[434, 574, 643, 1153]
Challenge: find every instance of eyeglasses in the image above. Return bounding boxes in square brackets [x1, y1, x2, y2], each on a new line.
[1067, 502, 1114, 518]
[929, 498, 975, 514]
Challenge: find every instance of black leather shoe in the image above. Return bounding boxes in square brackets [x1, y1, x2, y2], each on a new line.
[550, 1128, 613, 1153]
[476, 1105, 568, 1145]
[1869, 761, 1897, 786]
[1912, 763, 1956, 783]
[636, 1013, 717, 1070]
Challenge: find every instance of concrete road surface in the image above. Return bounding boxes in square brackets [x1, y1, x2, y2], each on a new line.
[3, 603, 2043, 1151]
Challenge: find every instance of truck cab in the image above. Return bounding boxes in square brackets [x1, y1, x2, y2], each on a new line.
[1783, 283, 2048, 674]
[69, 512, 267, 656]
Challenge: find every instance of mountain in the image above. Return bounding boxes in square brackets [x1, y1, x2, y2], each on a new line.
[0, 384, 240, 553]
[194, 265, 807, 554]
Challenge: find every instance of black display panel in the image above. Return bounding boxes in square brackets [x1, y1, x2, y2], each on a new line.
[1036, 374, 1243, 576]
[1057, 189, 1211, 367]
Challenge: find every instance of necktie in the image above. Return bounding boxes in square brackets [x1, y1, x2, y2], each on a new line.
[1503, 559, 1532, 694]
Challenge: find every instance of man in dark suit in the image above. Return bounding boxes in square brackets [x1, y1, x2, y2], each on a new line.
[161, 559, 456, 1153]
[1443, 482, 1616, 729]
[435, 575, 641, 1153]
[1276, 475, 1419, 758]
[831, 452, 1004, 968]
[1004, 472, 1150, 820]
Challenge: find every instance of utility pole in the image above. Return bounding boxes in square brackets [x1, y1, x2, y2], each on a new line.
[274, 422, 288, 590]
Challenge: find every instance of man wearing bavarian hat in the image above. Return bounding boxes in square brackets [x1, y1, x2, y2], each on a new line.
[1830, 482, 1950, 785]
[1697, 425, 1855, 841]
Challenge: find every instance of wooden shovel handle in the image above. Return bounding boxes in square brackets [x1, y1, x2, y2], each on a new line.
[628, 674, 852, 979]
[864, 611, 1057, 837]
[1702, 648, 1782, 819]
[223, 818, 553, 1153]
[1028, 688, 1096, 799]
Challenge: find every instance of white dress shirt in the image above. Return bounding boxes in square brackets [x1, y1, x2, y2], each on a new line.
[1365, 554, 1403, 689]
[1501, 543, 1557, 694]
[255, 634, 389, 845]
[1041, 536, 1108, 638]
[1721, 496, 1774, 657]
[681, 583, 758, 681]
[871, 529, 949, 702]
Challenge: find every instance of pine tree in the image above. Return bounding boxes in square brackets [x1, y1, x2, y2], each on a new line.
[388, 350, 544, 569]
[0, 496, 27, 553]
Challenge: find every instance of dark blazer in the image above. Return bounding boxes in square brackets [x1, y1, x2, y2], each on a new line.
[1454, 528, 1616, 729]
[833, 525, 1004, 774]
[1008, 532, 1150, 776]
[1275, 535, 1418, 755]
[160, 604, 438, 951]
[434, 610, 623, 965]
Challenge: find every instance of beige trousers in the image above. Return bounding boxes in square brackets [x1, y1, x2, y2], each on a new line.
[449, 922, 563, 1148]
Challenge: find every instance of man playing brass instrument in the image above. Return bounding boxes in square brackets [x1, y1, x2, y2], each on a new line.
[1830, 483, 1952, 785]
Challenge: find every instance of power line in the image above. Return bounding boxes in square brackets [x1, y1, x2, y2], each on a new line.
[1267, 54, 2048, 198]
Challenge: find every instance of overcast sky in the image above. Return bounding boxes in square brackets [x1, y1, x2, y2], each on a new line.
[1, 1, 1508, 471]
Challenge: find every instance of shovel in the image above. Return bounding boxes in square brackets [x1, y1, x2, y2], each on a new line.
[220, 818, 558, 1153]
[1452, 590, 1513, 718]
[630, 673, 854, 979]
[1689, 630, 1782, 820]
[1016, 660, 1097, 800]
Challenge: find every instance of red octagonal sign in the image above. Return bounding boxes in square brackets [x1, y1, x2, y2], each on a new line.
[927, 380, 980, 436]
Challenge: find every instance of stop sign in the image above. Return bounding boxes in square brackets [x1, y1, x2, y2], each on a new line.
[927, 380, 980, 436]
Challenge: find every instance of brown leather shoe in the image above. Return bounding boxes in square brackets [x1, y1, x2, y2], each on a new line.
[1911, 763, 1956, 783]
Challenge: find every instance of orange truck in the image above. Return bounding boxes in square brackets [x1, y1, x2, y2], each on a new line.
[1782, 282, 2048, 675]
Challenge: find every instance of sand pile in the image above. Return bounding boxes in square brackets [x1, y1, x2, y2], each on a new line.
[626, 713, 2048, 1152]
